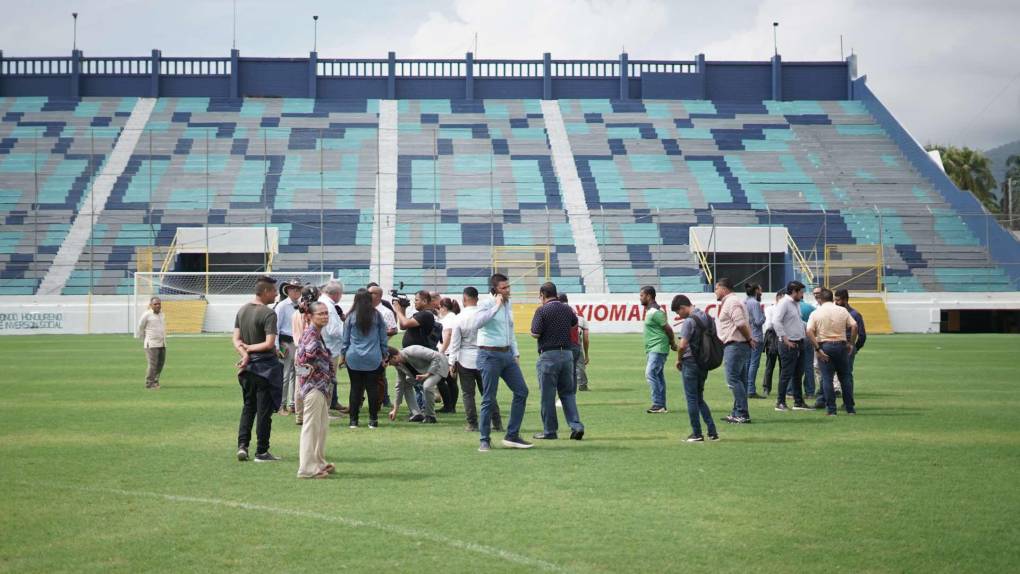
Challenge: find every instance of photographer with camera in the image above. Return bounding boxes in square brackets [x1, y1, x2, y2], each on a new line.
[393, 290, 437, 350]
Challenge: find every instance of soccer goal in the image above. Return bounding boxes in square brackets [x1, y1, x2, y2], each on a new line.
[492, 246, 551, 294]
[132, 271, 333, 334]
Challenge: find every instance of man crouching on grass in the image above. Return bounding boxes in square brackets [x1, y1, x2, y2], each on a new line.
[233, 276, 284, 462]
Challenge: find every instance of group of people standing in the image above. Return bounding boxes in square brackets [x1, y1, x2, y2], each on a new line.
[640, 278, 867, 442]
[136, 271, 866, 475]
[224, 273, 593, 476]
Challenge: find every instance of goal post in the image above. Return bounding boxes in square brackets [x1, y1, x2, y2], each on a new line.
[133, 271, 333, 334]
[492, 246, 551, 295]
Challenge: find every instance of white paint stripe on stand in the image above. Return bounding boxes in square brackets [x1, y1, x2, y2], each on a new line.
[38, 98, 158, 296]
[47, 483, 567, 572]
[371, 100, 399, 290]
[540, 100, 607, 293]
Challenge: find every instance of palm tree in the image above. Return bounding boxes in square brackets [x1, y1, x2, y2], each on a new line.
[926, 145, 1000, 212]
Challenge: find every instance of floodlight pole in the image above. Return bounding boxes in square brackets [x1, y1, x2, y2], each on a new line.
[313, 16, 318, 53]
[773, 22, 779, 58]
[72, 12, 78, 52]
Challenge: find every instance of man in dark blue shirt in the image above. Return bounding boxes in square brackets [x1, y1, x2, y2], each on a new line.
[530, 282, 584, 440]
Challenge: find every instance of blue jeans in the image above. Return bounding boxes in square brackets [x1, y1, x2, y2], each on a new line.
[536, 349, 583, 435]
[745, 342, 763, 395]
[681, 357, 716, 437]
[818, 342, 855, 414]
[777, 339, 806, 406]
[723, 342, 751, 419]
[801, 341, 816, 395]
[477, 349, 529, 443]
[645, 352, 668, 408]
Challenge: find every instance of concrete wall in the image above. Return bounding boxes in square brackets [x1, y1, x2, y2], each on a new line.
[3, 293, 1018, 336]
[1, 50, 850, 101]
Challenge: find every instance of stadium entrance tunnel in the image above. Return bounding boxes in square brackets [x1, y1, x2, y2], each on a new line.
[940, 309, 1020, 333]
[689, 226, 792, 292]
[165, 227, 279, 273]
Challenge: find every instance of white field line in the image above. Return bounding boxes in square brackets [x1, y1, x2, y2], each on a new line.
[41, 483, 568, 572]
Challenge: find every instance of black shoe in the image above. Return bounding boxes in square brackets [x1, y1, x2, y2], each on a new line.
[532, 432, 558, 440]
[423, 416, 438, 424]
[349, 419, 359, 428]
[438, 407, 456, 414]
[724, 415, 750, 424]
[501, 436, 534, 449]
[708, 433, 720, 441]
[368, 420, 378, 429]
[685, 433, 704, 442]
[646, 406, 668, 414]
[236, 446, 249, 462]
[747, 393, 766, 399]
[569, 429, 584, 440]
[775, 404, 789, 412]
[408, 414, 425, 423]
[254, 452, 281, 462]
[465, 423, 479, 432]
[792, 403, 812, 411]
[578, 384, 589, 391]
[478, 440, 491, 452]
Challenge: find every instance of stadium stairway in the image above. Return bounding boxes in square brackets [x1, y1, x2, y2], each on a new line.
[541, 99, 607, 292]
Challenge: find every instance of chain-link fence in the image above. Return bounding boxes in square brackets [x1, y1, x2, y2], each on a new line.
[2, 125, 1018, 295]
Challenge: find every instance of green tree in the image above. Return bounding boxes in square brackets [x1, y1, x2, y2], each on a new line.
[1004, 154, 1020, 222]
[926, 145, 1000, 213]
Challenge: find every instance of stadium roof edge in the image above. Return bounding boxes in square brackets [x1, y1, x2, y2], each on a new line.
[0, 50, 858, 101]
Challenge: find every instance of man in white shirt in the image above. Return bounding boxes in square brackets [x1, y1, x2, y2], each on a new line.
[449, 287, 503, 432]
[319, 280, 346, 413]
[136, 297, 167, 390]
[274, 280, 301, 414]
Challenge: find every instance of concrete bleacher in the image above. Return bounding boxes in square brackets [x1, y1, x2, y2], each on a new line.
[558, 98, 1016, 293]
[2, 95, 1017, 295]
[0, 97, 135, 294]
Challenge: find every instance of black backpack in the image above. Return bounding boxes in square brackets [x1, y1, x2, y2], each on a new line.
[689, 313, 724, 371]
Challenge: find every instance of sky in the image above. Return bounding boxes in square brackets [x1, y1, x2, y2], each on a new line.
[2, 0, 1018, 150]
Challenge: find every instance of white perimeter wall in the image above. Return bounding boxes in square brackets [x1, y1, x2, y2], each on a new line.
[1, 292, 1019, 336]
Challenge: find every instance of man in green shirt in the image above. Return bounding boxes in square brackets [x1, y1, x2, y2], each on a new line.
[639, 286, 677, 413]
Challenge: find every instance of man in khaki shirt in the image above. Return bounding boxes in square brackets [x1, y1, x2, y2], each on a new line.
[806, 288, 858, 415]
[136, 297, 167, 389]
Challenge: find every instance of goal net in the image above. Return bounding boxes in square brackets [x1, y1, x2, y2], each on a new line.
[492, 246, 551, 295]
[133, 271, 333, 334]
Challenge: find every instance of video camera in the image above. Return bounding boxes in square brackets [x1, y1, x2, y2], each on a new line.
[390, 281, 411, 309]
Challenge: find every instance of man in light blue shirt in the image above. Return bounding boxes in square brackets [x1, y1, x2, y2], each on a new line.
[466, 273, 532, 452]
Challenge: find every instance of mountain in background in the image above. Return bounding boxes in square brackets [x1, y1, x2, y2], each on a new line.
[986, 139, 1020, 198]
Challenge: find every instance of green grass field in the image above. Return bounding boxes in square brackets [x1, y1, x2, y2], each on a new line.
[1, 333, 1019, 573]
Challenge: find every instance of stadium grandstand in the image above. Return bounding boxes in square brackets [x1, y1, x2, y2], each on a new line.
[1, 49, 1018, 333]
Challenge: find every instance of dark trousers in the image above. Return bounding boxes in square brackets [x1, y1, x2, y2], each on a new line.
[681, 358, 716, 437]
[238, 371, 274, 454]
[437, 373, 459, 413]
[348, 366, 382, 423]
[762, 347, 779, 394]
[458, 364, 502, 427]
[777, 339, 806, 406]
[819, 342, 856, 414]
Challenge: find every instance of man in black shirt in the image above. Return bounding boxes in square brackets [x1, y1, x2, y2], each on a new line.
[530, 282, 584, 440]
[232, 275, 283, 462]
[395, 290, 436, 349]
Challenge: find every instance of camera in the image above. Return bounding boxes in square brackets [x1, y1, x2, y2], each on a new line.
[390, 281, 411, 309]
